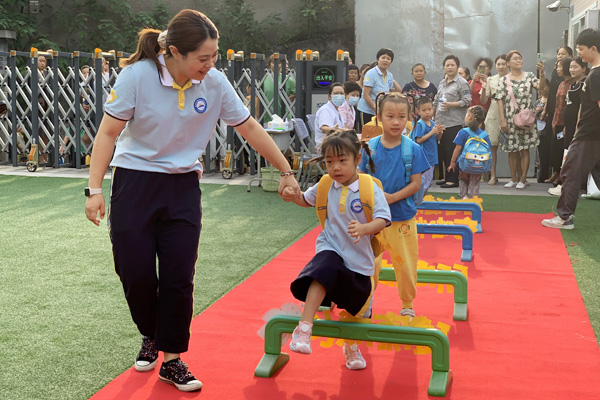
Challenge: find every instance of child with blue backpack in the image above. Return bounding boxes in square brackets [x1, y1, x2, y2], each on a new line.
[411, 97, 445, 203]
[448, 105, 492, 199]
[359, 92, 430, 318]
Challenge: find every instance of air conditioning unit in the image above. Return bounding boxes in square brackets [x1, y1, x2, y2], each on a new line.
[585, 9, 600, 29]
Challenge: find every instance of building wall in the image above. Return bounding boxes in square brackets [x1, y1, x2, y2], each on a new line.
[572, 0, 599, 15]
[570, 0, 600, 48]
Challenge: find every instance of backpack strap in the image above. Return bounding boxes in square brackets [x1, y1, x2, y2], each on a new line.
[401, 136, 415, 208]
[315, 174, 334, 229]
[358, 173, 383, 223]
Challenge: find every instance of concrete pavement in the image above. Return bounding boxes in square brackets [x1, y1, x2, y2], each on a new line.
[0, 165, 557, 197]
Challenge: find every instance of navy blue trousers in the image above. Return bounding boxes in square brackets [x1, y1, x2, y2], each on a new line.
[109, 168, 202, 353]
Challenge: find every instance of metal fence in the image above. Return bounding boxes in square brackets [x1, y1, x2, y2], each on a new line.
[0, 49, 332, 176]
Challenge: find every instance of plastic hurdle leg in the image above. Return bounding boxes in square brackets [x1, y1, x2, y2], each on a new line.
[416, 224, 473, 262]
[418, 201, 483, 233]
[379, 268, 468, 321]
[255, 315, 453, 397]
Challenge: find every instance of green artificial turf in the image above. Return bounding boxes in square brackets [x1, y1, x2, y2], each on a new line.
[0, 175, 316, 400]
[0, 177, 597, 400]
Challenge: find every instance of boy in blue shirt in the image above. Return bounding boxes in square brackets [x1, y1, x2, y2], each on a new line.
[412, 97, 444, 202]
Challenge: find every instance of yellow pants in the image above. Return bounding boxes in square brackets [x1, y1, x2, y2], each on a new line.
[374, 218, 418, 309]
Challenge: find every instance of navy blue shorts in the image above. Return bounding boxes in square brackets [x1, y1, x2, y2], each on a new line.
[290, 250, 372, 316]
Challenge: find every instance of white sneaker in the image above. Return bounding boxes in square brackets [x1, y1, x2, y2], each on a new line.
[504, 180, 517, 188]
[516, 181, 526, 189]
[343, 343, 366, 370]
[289, 321, 312, 354]
[541, 215, 574, 230]
[400, 308, 416, 318]
[548, 185, 562, 196]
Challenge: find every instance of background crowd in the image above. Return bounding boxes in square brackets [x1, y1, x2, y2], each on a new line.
[330, 46, 587, 192]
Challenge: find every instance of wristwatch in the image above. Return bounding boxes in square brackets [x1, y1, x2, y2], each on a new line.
[84, 187, 103, 196]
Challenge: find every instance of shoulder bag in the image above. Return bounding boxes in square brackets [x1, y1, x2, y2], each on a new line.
[506, 75, 535, 130]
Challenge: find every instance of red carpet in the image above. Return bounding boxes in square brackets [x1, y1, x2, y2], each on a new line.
[91, 212, 600, 399]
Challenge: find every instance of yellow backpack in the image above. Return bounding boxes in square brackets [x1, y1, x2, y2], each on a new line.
[315, 173, 385, 257]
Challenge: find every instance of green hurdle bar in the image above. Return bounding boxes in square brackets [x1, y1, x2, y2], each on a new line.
[255, 315, 453, 397]
[418, 201, 482, 233]
[379, 268, 468, 321]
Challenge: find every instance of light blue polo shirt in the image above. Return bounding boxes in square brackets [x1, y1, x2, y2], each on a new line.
[357, 66, 395, 115]
[359, 136, 430, 221]
[106, 55, 250, 175]
[304, 178, 391, 276]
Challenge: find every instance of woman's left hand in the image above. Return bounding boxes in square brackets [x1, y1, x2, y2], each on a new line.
[279, 174, 300, 201]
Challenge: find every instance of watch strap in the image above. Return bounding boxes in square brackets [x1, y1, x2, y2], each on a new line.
[85, 187, 103, 196]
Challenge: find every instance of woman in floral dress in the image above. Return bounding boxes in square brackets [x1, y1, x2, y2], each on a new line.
[495, 50, 547, 189]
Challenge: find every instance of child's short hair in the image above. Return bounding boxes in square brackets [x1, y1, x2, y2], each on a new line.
[375, 92, 410, 117]
[343, 81, 361, 96]
[576, 29, 600, 51]
[376, 48, 394, 62]
[316, 130, 376, 174]
[416, 97, 433, 109]
[443, 54, 460, 67]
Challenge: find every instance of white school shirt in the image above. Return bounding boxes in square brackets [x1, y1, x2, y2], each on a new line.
[303, 178, 391, 276]
[105, 55, 250, 175]
[315, 100, 345, 148]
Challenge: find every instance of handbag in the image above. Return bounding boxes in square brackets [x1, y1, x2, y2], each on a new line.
[506, 76, 535, 130]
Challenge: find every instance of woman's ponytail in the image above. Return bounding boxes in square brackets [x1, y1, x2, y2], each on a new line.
[120, 29, 162, 74]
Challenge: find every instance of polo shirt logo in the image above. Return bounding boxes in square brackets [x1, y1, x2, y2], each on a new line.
[107, 89, 117, 104]
[350, 198, 363, 213]
[194, 98, 207, 114]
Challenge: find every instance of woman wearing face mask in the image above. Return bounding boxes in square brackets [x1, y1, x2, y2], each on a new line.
[338, 81, 362, 130]
[402, 63, 438, 122]
[315, 83, 347, 149]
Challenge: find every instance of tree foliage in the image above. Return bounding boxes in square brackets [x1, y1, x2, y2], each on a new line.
[2, 0, 353, 58]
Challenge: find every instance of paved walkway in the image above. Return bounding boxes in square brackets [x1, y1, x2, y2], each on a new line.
[0, 165, 556, 197]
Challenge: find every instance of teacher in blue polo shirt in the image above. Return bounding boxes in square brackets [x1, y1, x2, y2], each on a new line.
[357, 48, 402, 128]
[84, 9, 299, 393]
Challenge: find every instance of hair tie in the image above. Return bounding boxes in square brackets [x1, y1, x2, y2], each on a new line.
[157, 30, 168, 49]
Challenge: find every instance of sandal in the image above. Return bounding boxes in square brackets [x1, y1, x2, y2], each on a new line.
[488, 177, 498, 185]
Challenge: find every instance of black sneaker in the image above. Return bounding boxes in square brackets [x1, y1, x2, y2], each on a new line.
[134, 336, 158, 372]
[158, 358, 203, 392]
